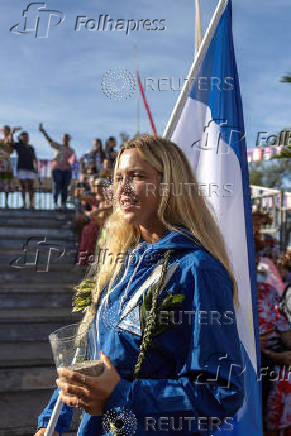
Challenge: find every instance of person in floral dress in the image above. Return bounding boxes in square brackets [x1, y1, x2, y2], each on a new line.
[258, 276, 291, 436]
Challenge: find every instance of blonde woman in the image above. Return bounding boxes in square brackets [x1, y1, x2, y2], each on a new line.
[36, 135, 244, 436]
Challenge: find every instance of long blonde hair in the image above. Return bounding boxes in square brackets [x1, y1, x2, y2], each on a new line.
[91, 134, 238, 315]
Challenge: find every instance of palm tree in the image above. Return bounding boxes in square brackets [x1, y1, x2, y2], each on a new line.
[271, 76, 291, 157]
[280, 73, 291, 83]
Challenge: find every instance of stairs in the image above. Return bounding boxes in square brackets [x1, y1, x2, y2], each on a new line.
[0, 210, 86, 436]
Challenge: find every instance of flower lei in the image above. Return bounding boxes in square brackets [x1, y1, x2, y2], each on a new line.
[134, 249, 184, 379]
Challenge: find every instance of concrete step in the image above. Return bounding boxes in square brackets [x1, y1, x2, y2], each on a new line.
[0, 227, 74, 238]
[0, 431, 76, 436]
[0, 316, 83, 341]
[0, 282, 72, 294]
[0, 238, 77, 250]
[0, 431, 77, 436]
[0, 366, 57, 392]
[0, 208, 82, 436]
[0, 289, 75, 309]
[0, 282, 76, 292]
[0, 389, 80, 435]
[0, 210, 75, 219]
[0, 307, 82, 322]
[0, 340, 53, 367]
[0, 268, 85, 282]
[0, 219, 73, 229]
[0, 259, 80, 272]
[0, 249, 78, 266]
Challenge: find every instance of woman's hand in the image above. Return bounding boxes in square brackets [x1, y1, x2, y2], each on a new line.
[56, 352, 121, 416]
[34, 429, 58, 436]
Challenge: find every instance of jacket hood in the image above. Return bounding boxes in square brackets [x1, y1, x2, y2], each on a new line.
[142, 227, 203, 251]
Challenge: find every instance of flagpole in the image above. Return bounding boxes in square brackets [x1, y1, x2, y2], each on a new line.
[195, 0, 202, 55]
[163, 0, 229, 139]
[134, 43, 140, 135]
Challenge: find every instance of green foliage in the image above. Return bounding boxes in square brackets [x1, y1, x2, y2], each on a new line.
[134, 250, 175, 378]
[133, 249, 188, 379]
[272, 148, 291, 159]
[249, 159, 291, 188]
[280, 73, 291, 83]
[72, 278, 95, 313]
[139, 289, 186, 337]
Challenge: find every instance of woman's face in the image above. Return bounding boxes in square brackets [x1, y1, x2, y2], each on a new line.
[115, 148, 161, 227]
[3, 126, 10, 137]
[22, 133, 29, 145]
[62, 134, 70, 147]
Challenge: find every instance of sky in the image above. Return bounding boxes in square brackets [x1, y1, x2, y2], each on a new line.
[1, 0, 291, 160]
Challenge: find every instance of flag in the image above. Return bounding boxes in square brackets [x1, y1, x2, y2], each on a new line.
[164, 0, 262, 434]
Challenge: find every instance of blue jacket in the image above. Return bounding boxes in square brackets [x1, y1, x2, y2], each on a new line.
[38, 228, 244, 435]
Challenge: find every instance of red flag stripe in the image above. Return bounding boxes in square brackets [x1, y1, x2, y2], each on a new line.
[136, 71, 157, 136]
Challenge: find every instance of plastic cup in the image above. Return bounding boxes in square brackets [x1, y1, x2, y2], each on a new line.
[49, 322, 104, 376]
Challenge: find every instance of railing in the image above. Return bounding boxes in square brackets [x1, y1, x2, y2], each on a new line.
[0, 158, 82, 210]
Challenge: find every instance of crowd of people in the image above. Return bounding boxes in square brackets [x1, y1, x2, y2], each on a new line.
[0, 124, 117, 210]
[71, 136, 117, 264]
[0, 121, 116, 298]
